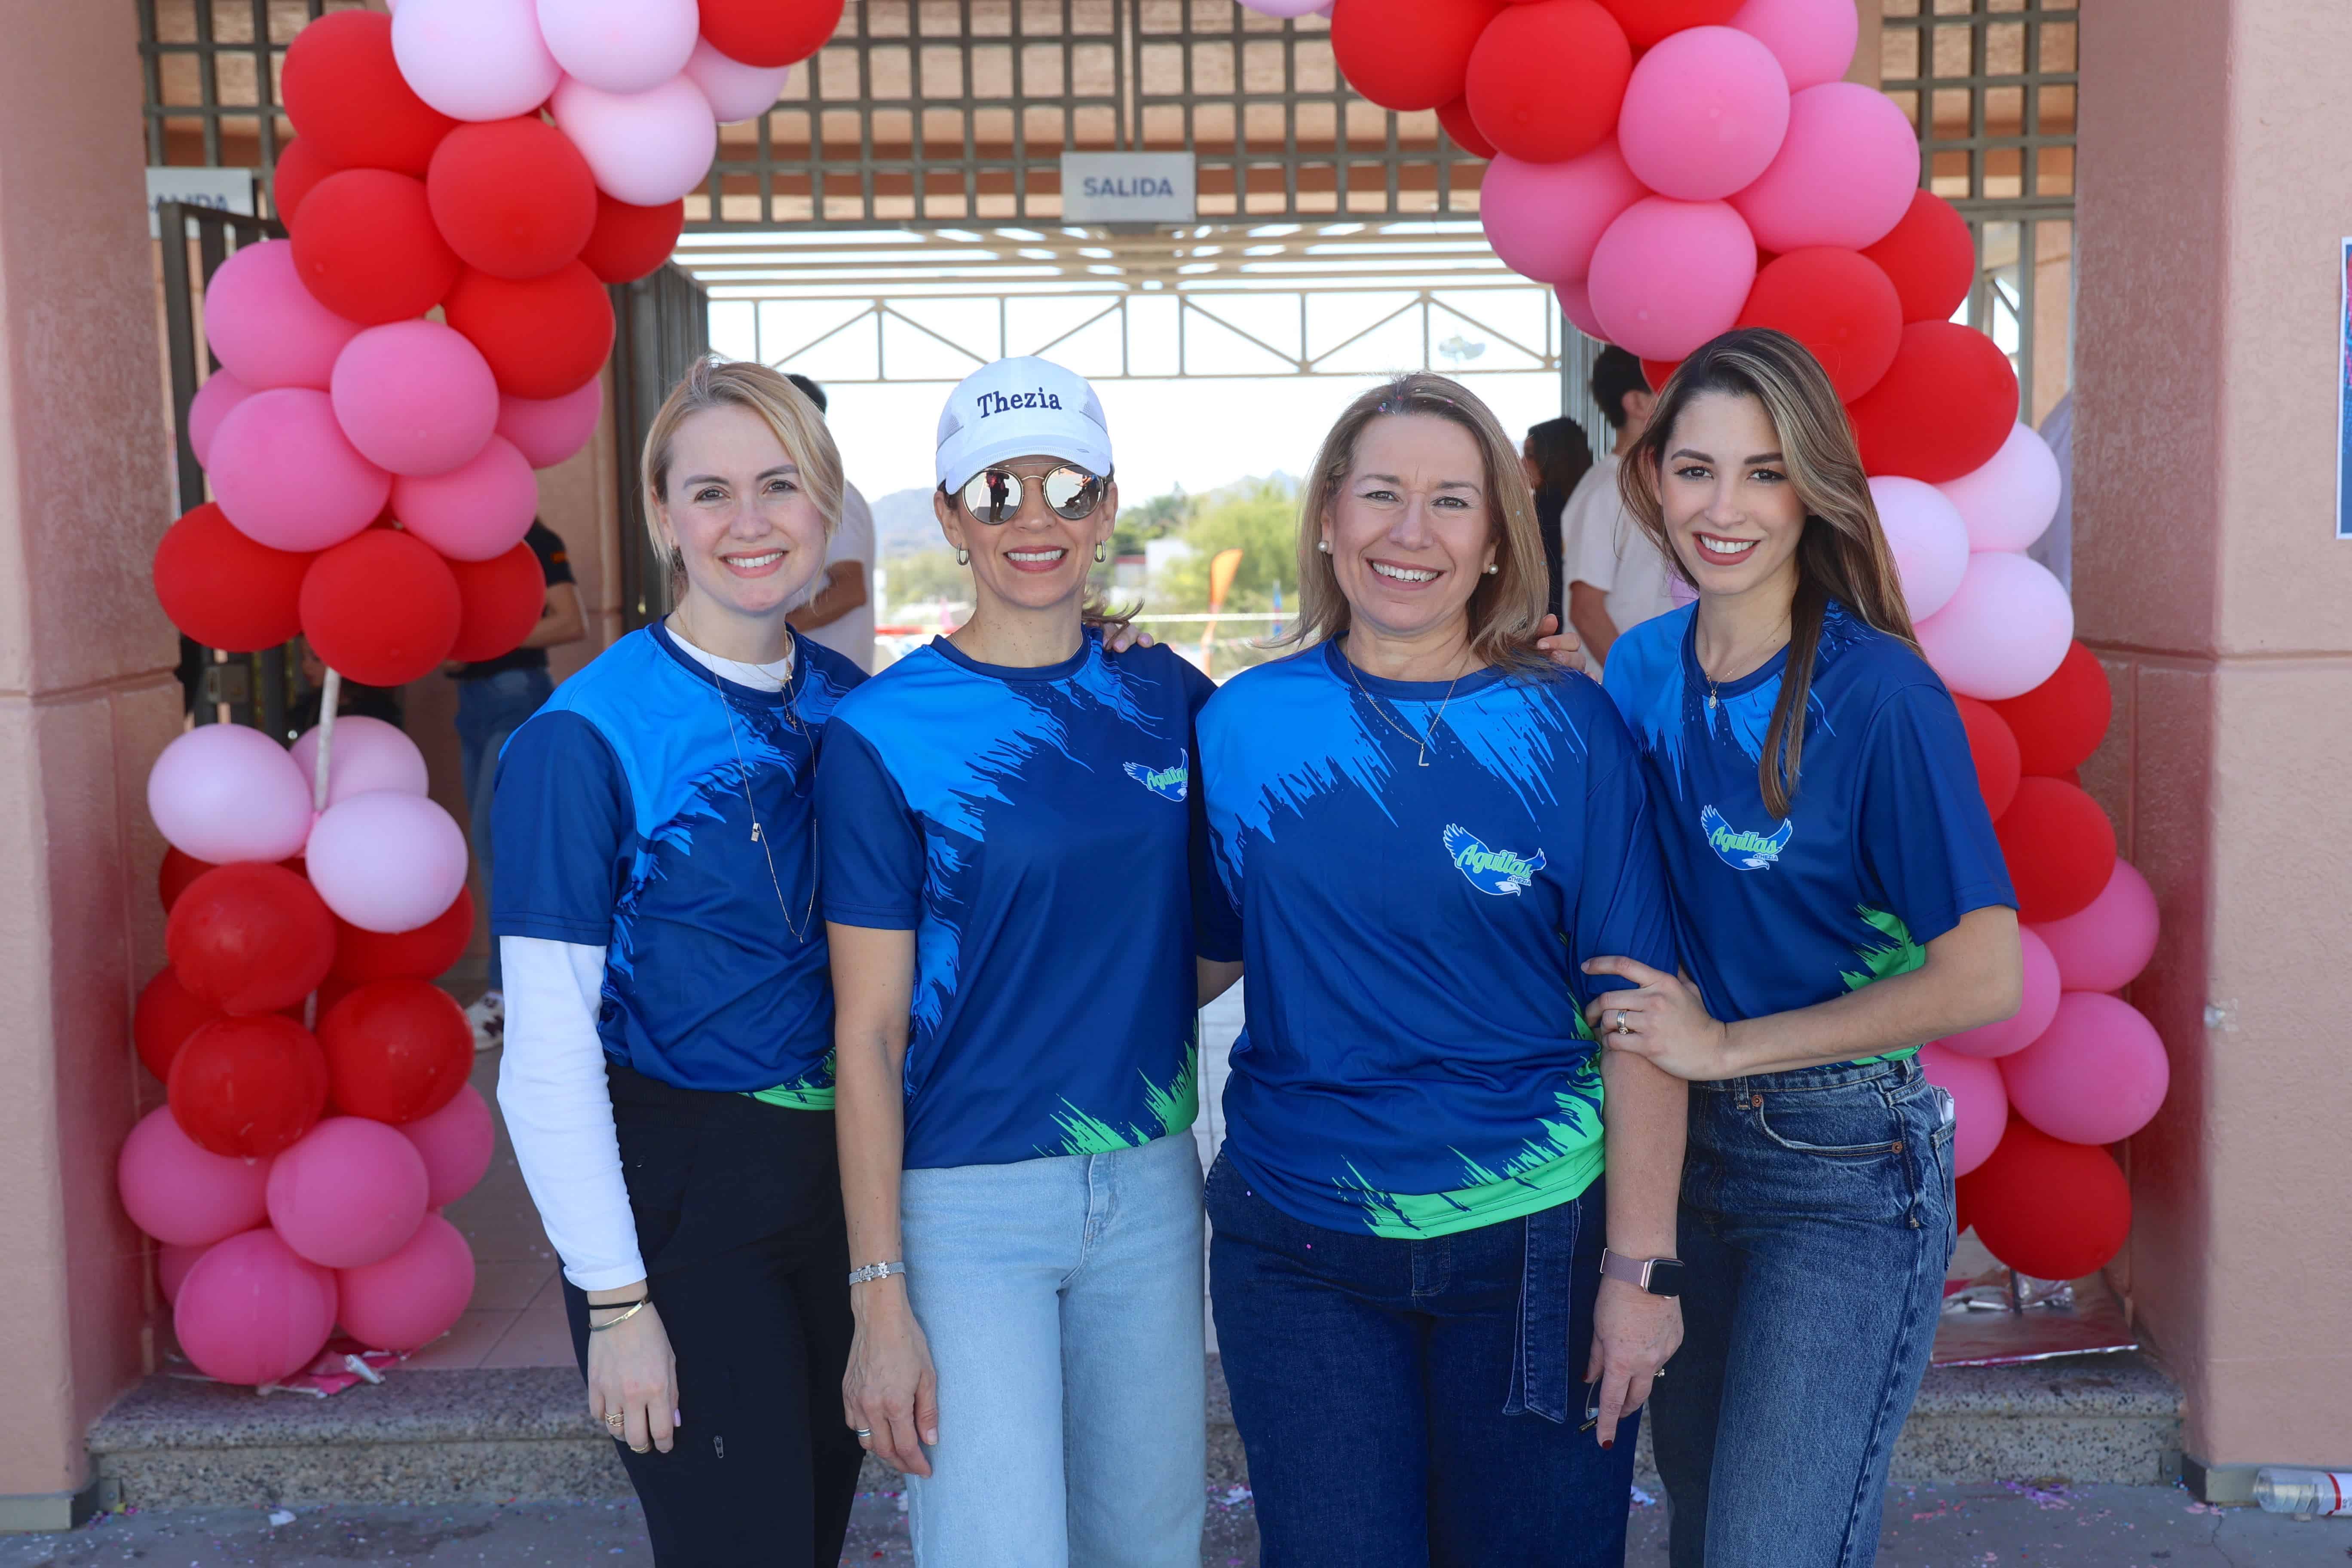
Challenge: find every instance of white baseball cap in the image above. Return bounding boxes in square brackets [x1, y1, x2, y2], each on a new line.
[934, 356, 1113, 493]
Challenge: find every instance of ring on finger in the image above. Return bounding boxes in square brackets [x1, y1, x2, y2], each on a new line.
[854, 1427, 873, 1440]
[604, 1412, 625, 1433]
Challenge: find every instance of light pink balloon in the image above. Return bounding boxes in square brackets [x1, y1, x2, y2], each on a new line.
[201, 240, 364, 392]
[118, 1106, 272, 1247]
[306, 790, 471, 934]
[1939, 925, 2061, 1059]
[1867, 475, 1969, 620]
[1237, 0, 1328, 13]
[266, 1117, 432, 1270]
[1730, 0, 1858, 92]
[537, 0, 698, 94]
[2001, 992, 2170, 1146]
[1920, 1042, 2007, 1178]
[1914, 551, 2073, 701]
[398, 1084, 496, 1209]
[392, 0, 564, 121]
[330, 322, 500, 478]
[158, 1240, 208, 1305]
[1937, 422, 2063, 554]
[336, 1212, 476, 1352]
[1729, 81, 1918, 252]
[289, 715, 430, 808]
[208, 388, 391, 552]
[2030, 859, 2160, 995]
[1481, 144, 1646, 288]
[1556, 281, 1606, 340]
[391, 435, 539, 561]
[1668, 575, 1697, 609]
[497, 379, 604, 469]
[1586, 198, 1758, 361]
[173, 1228, 338, 1385]
[188, 371, 254, 469]
[147, 723, 316, 865]
[1617, 27, 1790, 202]
[682, 38, 793, 124]
[551, 74, 719, 208]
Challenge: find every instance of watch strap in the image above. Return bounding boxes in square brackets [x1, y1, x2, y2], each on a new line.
[1600, 1248, 1682, 1295]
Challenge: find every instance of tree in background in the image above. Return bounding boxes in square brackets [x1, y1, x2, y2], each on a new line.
[1152, 477, 1298, 616]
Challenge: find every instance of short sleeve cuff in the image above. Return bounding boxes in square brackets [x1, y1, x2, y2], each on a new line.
[821, 899, 922, 931]
[1898, 882, 2020, 949]
[493, 911, 616, 944]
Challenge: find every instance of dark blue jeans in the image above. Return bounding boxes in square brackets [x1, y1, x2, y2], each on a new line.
[1651, 1056, 1957, 1568]
[1207, 1155, 1637, 1568]
[456, 667, 553, 993]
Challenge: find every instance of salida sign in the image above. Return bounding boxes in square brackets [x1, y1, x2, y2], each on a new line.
[1060, 153, 1197, 224]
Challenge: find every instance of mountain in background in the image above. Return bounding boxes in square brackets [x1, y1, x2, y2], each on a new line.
[869, 488, 944, 559]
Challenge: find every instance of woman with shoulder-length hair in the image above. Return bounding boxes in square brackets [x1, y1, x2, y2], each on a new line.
[1195, 371, 1688, 1566]
[1583, 327, 2023, 1568]
[490, 357, 870, 1565]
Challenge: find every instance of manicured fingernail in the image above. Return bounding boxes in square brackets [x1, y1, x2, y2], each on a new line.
[673, 1410, 683, 1425]
[1601, 1439, 1614, 1449]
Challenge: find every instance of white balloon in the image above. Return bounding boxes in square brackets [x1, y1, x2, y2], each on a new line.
[536, 0, 699, 96]
[392, 0, 563, 122]
[1914, 551, 2074, 701]
[683, 38, 792, 123]
[550, 74, 719, 208]
[1938, 422, 2063, 554]
[1868, 474, 1969, 621]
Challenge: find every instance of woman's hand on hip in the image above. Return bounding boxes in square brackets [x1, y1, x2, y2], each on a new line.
[1583, 958, 1733, 1081]
[585, 1295, 680, 1456]
[844, 1280, 939, 1477]
[1586, 1276, 1682, 1445]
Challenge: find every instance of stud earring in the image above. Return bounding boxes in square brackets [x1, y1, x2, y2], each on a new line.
[1317, 539, 1332, 553]
[1094, 541, 1108, 563]
[1482, 563, 1500, 575]
[956, 547, 970, 566]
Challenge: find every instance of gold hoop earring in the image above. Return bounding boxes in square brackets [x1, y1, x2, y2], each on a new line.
[956, 547, 970, 566]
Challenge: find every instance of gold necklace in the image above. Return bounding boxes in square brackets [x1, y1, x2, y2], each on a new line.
[1338, 642, 1465, 768]
[676, 612, 816, 944]
[1699, 625, 1790, 712]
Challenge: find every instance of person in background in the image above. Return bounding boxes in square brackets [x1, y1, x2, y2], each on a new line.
[457, 518, 585, 1052]
[1523, 415, 1595, 631]
[1565, 346, 1672, 672]
[288, 640, 404, 735]
[784, 373, 878, 673]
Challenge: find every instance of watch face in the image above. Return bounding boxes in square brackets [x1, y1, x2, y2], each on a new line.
[1645, 1259, 1684, 1297]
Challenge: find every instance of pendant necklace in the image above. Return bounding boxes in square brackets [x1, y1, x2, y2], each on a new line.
[677, 612, 817, 944]
[1339, 640, 1464, 768]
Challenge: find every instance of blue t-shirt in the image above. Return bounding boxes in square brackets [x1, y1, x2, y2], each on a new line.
[490, 622, 864, 1102]
[1197, 643, 1676, 1240]
[815, 631, 1216, 1170]
[1601, 603, 2015, 1047]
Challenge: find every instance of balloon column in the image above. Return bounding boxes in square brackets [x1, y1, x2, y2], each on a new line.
[132, 1, 833, 1385]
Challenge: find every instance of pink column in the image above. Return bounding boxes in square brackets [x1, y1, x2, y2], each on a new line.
[2076, 0, 2352, 1472]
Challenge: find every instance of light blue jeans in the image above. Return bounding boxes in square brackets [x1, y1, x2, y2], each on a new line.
[901, 1131, 1207, 1568]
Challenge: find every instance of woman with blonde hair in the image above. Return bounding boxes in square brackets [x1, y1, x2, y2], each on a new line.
[1196, 372, 1688, 1565]
[1584, 328, 2021, 1567]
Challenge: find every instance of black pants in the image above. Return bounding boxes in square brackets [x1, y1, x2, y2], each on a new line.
[566, 1063, 864, 1567]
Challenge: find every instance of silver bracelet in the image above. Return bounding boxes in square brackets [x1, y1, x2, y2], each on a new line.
[847, 1260, 906, 1287]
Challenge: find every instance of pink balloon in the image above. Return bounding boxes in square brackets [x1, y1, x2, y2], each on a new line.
[201, 240, 364, 392]
[336, 1212, 476, 1352]
[1915, 551, 2073, 701]
[392, 0, 564, 121]
[188, 371, 254, 469]
[551, 75, 719, 208]
[1586, 198, 1758, 360]
[2001, 992, 2170, 1146]
[1867, 475, 1969, 620]
[398, 1084, 496, 1208]
[266, 1116, 431, 1269]
[2030, 859, 2160, 994]
[288, 715, 430, 808]
[157, 1240, 208, 1305]
[1730, 0, 1858, 92]
[1556, 280, 1605, 340]
[1939, 925, 2061, 1059]
[683, 38, 793, 123]
[390, 435, 539, 561]
[208, 388, 391, 553]
[1920, 1042, 2007, 1178]
[497, 378, 604, 469]
[1481, 144, 1647, 288]
[306, 790, 471, 934]
[1617, 27, 1790, 202]
[1729, 81, 1917, 252]
[1668, 575, 1697, 609]
[1936, 422, 2063, 553]
[147, 723, 315, 864]
[330, 322, 500, 478]
[173, 1228, 338, 1385]
[536, 0, 698, 94]
[1236, 0, 1328, 13]
[118, 1106, 272, 1247]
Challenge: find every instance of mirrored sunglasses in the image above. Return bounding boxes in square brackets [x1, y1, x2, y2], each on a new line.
[948, 464, 1109, 525]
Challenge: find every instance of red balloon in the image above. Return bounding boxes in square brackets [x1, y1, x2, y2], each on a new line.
[1641, 357, 1680, 392]
[1464, 0, 1631, 162]
[698, 0, 847, 68]
[1861, 189, 1976, 325]
[167, 864, 338, 1016]
[1332, 0, 1507, 113]
[331, 887, 477, 985]
[280, 10, 456, 176]
[272, 138, 338, 227]
[1957, 1119, 2132, 1281]
[1845, 320, 2018, 484]
[153, 502, 315, 653]
[576, 195, 686, 286]
[1951, 696, 2021, 821]
[318, 980, 475, 1124]
[444, 264, 616, 401]
[160, 847, 217, 914]
[1593, 0, 1743, 49]
[447, 544, 550, 662]
[290, 169, 461, 326]
[1437, 97, 1495, 161]
[1734, 248, 1904, 403]
[426, 119, 599, 282]
[314, 972, 360, 1022]
[299, 531, 463, 688]
[1994, 777, 2117, 925]
[1989, 641, 2112, 779]
[135, 968, 227, 1083]
[168, 1014, 331, 1159]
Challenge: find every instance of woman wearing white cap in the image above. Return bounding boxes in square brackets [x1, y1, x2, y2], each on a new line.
[817, 356, 1232, 1564]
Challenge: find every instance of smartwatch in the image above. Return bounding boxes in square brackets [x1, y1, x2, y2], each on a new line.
[1600, 1248, 1684, 1298]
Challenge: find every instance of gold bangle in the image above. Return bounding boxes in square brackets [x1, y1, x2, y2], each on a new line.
[588, 1299, 651, 1332]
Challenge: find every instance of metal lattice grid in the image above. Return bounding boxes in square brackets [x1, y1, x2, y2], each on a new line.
[137, 0, 357, 178]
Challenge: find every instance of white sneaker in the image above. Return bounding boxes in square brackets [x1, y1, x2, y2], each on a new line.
[466, 991, 505, 1053]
